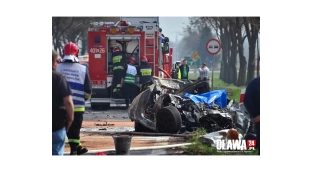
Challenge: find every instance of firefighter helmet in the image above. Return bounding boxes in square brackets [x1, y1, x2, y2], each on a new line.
[128, 56, 136, 64]
[113, 47, 121, 52]
[63, 42, 79, 62]
[140, 56, 148, 62]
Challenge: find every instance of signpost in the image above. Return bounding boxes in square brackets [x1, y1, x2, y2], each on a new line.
[192, 51, 199, 59]
[206, 38, 221, 90]
[191, 51, 200, 78]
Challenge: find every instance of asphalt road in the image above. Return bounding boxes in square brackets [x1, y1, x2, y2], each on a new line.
[84, 101, 130, 121]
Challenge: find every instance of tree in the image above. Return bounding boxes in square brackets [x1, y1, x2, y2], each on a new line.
[244, 17, 260, 84]
[196, 24, 214, 66]
[189, 17, 259, 86]
[176, 23, 200, 59]
[52, 17, 120, 56]
[52, 17, 74, 54]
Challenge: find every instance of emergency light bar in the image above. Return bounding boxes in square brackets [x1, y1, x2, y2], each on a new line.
[108, 36, 140, 40]
[90, 22, 115, 28]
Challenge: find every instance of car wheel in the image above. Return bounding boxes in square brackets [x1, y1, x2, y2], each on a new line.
[134, 122, 154, 133]
[156, 106, 182, 133]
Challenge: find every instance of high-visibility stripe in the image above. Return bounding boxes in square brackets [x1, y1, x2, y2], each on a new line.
[117, 84, 121, 88]
[112, 55, 122, 64]
[68, 139, 80, 143]
[113, 66, 124, 70]
[74, 107, 85, 112]
[72, 96, 85, 102]
[71, 90, 84, 95]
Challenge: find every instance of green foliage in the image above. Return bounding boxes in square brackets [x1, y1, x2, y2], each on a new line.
[188, 72, 245, 101]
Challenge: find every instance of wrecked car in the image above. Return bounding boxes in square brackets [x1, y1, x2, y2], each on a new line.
[128, 76, 254, 134]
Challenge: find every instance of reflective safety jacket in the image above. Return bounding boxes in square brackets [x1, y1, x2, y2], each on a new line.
[136, 62, 153, 84]
[123, 64, 137, 84]
[112, 51, 125, 71]
[57, 62, 92, 112]
[177, 67, 181, 79]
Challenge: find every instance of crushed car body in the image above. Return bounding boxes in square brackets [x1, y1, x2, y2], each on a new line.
[128, 76, 254, 135]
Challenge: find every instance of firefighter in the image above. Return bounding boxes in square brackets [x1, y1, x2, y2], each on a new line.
[112, 47, 125, 98]
[174, 61, 181, 79]
[56, 42, 92, 155]
[137, 56, 153, 86]
[121, 56, 137, 108]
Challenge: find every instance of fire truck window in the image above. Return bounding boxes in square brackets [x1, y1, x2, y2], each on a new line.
[163, 42, 169, 53]
[95, 36, 101, 43]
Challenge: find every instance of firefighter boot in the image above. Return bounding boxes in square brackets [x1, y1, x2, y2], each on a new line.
[69, 143, 78, 155]
[77, 146, 88, 155]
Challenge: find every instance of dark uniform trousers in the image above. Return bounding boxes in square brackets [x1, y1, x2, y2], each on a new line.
[67, 112, 83, 144]
[123, 83, 137, 108]
[112, 69, 124, 98]
[112, 52, 125, 98]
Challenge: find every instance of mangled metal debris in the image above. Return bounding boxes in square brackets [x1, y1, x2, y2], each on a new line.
[128, 76, 255, 135]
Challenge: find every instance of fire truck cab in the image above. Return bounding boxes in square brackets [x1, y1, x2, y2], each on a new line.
[88, 17, 172, 109]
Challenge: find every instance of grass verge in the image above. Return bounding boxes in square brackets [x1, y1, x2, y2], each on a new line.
[184, 128, 259, 155]
[188, 72, 245, 101]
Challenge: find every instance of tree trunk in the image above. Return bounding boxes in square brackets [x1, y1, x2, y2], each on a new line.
[229, 24, 237, 85]
[80, 37, 87, 55]
[244, 17, 259, 84]
[246, 41, 256, 83]
[224, 23, 231, 84]
[237, 41, 247, 86]
[219, 21, 226, 80]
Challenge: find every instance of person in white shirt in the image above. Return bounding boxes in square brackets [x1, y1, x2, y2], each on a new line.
[198, 62, 209, 79]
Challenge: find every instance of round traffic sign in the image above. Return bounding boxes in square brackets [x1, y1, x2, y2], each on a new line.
[206, 38, 221, 55]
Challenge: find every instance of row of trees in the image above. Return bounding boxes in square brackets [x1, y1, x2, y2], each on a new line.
[176, 21, 220, 69]
[177, 17, 260, 86]
[52, 17, 120, 56]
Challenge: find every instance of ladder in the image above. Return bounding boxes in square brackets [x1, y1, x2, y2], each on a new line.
[142, 23, 157, 76]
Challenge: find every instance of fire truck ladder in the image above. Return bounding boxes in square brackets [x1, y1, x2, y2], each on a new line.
[144, 34, 155, 75]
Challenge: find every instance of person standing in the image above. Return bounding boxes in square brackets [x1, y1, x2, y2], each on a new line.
[112, 47, 125, 98]
[243, 76, 260, 155]
[173, 61, 181, 79]
[121, 56, 137, 108]
[137, 56, 153, 86]
[52, 49, 74, 155]
[56, 42, 92, 155]
[179, 59, 189, 80]
[198, 62, 210, 79]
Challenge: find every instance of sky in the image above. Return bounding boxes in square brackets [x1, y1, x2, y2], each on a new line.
[159, 17, 190, 44]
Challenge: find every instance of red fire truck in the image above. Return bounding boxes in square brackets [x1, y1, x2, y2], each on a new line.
[87, 17, 173, 109]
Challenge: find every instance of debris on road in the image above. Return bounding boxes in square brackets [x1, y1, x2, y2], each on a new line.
[128, 77, 255, 135]
[83, 131, 194, 137]
[94, 121, 115, 126]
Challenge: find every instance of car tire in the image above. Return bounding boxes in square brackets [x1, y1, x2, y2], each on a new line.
[156, 106, 182, 133]
[134, 122, 154, 132]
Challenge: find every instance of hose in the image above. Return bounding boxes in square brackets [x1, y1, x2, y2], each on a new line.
[158, 67, 171, 78]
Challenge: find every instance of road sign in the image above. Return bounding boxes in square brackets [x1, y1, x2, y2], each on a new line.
[192, 51, 199, 59]
[206, 38, 221, 55]
[185, 56, 201, 66]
